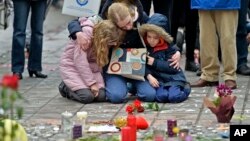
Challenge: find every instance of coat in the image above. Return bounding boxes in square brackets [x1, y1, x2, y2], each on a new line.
[60, 18, 104, 91]
[191, 0, 240, 10]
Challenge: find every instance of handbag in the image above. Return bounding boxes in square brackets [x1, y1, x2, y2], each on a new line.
[0, 0, 12, 30]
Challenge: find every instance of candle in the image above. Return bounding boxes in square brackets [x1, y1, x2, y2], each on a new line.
[167, 119, 177, 137]
[61, 111, 73, 133]
[121, 126, 131, 141]
[127, 114, 137, 141]
[77, 111, 88, 119]
[76, 111, 88, 134]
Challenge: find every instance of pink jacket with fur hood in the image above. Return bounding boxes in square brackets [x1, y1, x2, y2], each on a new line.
[59, 17, 104, 91]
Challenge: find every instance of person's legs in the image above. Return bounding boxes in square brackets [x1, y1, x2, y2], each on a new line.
[58, 81, 95, 103]
[216, 10, 238, 89]
[94, 88, 107, 102]
[184, 0, 199, 72]
[104, 73, 128, 103]
[199, 11, 220, 82]
[168, 84, 191, 103]
[132, 80, 156, 102]
[11, 0, 30, 73]
[73, 89, 95, 104]
[155, 86, 169, 103]
[236, 0, 250, 75]
[28, 0, 46, 71]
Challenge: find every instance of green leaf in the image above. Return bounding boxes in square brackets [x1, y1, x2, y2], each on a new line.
[2, 100, 10, 111]
[152, 103, 159, 111]
[16, 107, 23, 119]
[212, 97, 221, 107]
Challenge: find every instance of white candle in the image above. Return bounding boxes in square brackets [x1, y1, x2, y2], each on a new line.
[61, 111, 73, 133]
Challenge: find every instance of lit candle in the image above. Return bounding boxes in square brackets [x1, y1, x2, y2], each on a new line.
[127, 114, 137, 141]
[121, 126, 131, 141]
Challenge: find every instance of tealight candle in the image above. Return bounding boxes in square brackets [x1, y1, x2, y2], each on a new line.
[76, 111, 88, 135]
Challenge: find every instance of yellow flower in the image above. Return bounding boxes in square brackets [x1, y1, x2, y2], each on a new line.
[172, 127, 180, 134]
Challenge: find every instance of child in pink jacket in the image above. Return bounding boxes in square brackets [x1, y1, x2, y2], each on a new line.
[59, 19, 123, 104]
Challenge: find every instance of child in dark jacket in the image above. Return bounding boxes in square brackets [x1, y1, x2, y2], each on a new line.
[138, 13, 191, 103]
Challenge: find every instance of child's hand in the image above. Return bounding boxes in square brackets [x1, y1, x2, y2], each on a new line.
[76, 32, 90, 50]
[147, 56, 155, 66]
[147, 74, 159, 88]
[90, 83, 99, 97]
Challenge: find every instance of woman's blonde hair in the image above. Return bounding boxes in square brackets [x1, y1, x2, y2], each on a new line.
[107, 2, 134, 25]
[92, 20, 124, 67]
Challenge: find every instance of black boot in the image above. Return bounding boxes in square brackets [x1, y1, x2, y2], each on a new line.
[58, 81, 70, 98]
[28, 70, 47, 78]
[185, 60, 200, 72]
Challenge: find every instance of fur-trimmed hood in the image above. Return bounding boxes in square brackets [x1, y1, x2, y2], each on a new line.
[138, 13, 173, 44]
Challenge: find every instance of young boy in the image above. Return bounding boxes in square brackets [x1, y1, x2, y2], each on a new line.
[138, 13, 191, 103]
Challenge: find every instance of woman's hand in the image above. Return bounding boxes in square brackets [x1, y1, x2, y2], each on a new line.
[168, 51, 181, 69]
[90, 83, 99, 97]
[147, 74, 159, 88]
[76, 32, 90, 50]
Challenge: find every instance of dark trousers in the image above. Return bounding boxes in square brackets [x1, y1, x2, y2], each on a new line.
[236, 0, 250, 68]
[141, 0, 172, 32]
[184, 0, 199, 61]
[58, 81, 107, 104]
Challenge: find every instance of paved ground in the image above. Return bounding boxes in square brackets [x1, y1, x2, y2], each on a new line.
[1, 6, 250, 141]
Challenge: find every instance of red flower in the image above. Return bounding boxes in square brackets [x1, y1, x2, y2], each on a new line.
[126, 105, 134, 114]
[0, 74, 19, 90]
[137, 106, 144, 113]
[133, 99, 141, 108]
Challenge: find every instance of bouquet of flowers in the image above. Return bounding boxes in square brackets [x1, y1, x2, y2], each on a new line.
[203, 84, 237, 123]
[125, 99, 145, 114]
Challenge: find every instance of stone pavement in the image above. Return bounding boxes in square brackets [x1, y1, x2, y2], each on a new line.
[1, 6, 250, 141]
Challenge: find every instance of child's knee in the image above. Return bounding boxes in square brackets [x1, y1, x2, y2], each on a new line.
[74, 89, 95, 104]
[95, 89, 107, 102]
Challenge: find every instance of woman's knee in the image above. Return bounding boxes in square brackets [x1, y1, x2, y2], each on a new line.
[137, 88, 156, 102]
[106, 90, 127, 103]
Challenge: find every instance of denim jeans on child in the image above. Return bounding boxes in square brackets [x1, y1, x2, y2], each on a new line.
[155, 83, 191, 103]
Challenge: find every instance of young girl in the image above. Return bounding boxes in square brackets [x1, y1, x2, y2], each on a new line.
[59, 19, 123, 104]
[139, 13, 191, 103]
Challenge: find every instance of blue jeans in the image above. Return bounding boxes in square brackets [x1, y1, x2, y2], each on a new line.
[155, 84, 191, 103]
[12, 0, 46, 73]
[104, 73, 156, 103]
[236, 0, 249, 68]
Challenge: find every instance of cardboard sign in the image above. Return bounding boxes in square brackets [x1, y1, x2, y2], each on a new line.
[62, 0, 101, 17]
[107, 48, 147, 81]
